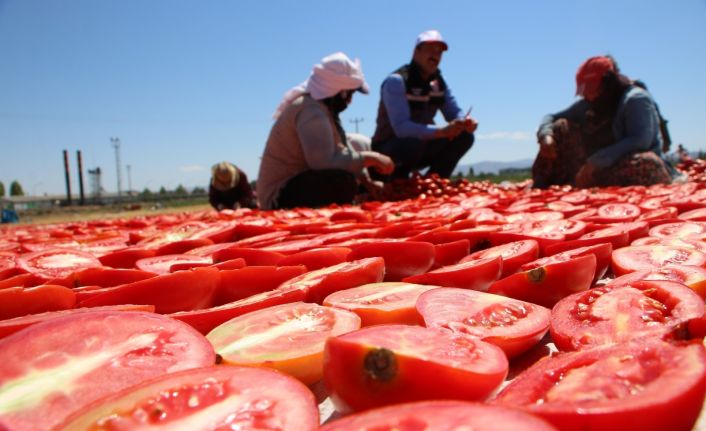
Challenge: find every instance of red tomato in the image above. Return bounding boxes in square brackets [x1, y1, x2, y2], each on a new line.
[98, 246, 157, 269]
[463, 239, 539, 278]
[488, 254, 596, 308]
[0, 252, 19, 280]
[494, 340, 706, 431]
[416, 287, 550, 358]
[323, 282, 437, 326]
[320, 400, 559, 431]
[278, 257, 385, 304]
[648, 221, 706, 240]
[17, 247, 103, 281]
[135, 253, 211, 275]
[214, 265, 307, 305]
[679, 207, 706, 222]
[55, 366, 319, 431]
[208, 302, 360, 385]
[551, 280, 706, 351]
[324, 324, 508, 412]
[610, 264, 706, 299]
[402, 256, 502, 291]
[533, 242, 612, 284]
[169, 283, 307, 334]
[0, 304, 155, 340]
[0, 284, 76, 320]
[433, 239, 470, 267]
[582, 221, 649, 244]
[631, 236, 706, 253]
[78, 267, 220, 313]
[0, 272, 44, 289]
[0, 310, 215, 431]
[211, 247, 285, 266]
[183, 241, 237, 257]
[611, 245, 706, 276]
[591, 202, 642, 223]
[47, 267, 157, 288]
[276, 246, 351, 270]
[347, 241, 435, 281]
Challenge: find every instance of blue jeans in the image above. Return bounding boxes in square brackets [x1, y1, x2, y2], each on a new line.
[372, 132, 474, 180]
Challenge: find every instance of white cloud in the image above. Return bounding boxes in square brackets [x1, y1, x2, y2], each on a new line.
[477, 131, 533, 141]
[179, 165, 205, 173]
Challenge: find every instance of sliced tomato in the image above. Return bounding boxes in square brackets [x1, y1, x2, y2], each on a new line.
[402, 256, 502, 291]
[551, 280, 706, 351]
[494, 340, 706, 431]
[320, 400, 558, 431]
[55, 365, 318, 431]
[463, 240, 539, 278]
[488, 254, 596, 308]
[0, 272, 44, 289]
[47, 267, 157, 288]
[432, 239, 470, 267]
[276, 246, 351, 271]
[323, 282, 438, 326]
[648, 221, 706, 240]
[134, 253, 211, 275]
[208, 302, 360, 385]
[0, 252, 19, 280]
[211, 247, 285, 266]
[534, 242, 612, 283]
[277, 257, 385, 304]
[78, 267, 220, 313]
[324, 324, 508, 413]
[347, 241, 435, 281]
[0, 304, 155, 340]
[611, 245, 706, 276]
[98, 246, 157, 269]
[17, 247, 103, 281]
[214, 265, 307, 305]
[0, 310, 215, 431]
[590, 203, 642, 223]
[0, 285, 76, 320]
[417, 287, 550, 358]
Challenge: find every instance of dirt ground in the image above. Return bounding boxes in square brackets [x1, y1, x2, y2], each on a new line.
[13, 202, 213, 226]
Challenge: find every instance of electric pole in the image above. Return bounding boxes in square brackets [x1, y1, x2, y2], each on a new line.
[126, 164, 132, 194]
[110, 137, 122, 197]
[349, 117, 364, 134]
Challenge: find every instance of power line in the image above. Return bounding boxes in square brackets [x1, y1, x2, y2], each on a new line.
[349, 117, 364, 134]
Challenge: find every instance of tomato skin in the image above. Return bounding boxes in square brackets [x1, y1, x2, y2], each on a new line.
[0, 285, 76, 320]
[98, 246, 156, 269]
[324, 324, 508, 413]
[432, 239, 470, 267]
[533, 242, 612, 284]
[135, 253, 212, 275]
[46, 267, 157, 288]
[55, 366, 319, 431]
[463, 239, 539, 278]
[320, 400, 559, 431]
[211, 247, 285, 265]
[488, 254, 596, 308]
[610, 264, 706, 299]
[402, 256, 502, 291]
[17, 247, 103, 281]
[207, 302, 361, 385]
[550, 280, 706, 351]
[0, 310, 215, 431]
[276, 246, 352, 270]
[347, 241, 435, 281]
[214, 265, 307, 305]
[494, 340, 706, 431]
[611, 245, 706, 276]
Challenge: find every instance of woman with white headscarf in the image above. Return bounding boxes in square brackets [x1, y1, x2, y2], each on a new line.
[256, 52, 394, 210]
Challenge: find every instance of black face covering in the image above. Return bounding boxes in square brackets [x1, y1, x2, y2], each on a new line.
[322, 91, 350, 114]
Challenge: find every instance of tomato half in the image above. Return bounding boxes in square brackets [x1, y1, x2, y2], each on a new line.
[276, 246, 352, 270]
[0, 310, 215, 431]
[135, 253, 212, 275]
[323, 282, 438, 326]
[611, 245, 706, 276]
[494, 340, 706, 431]
[610, 264, 706, 299]
[530, 242, 612, 284]
[648, 221, 706, 240]
[550, 280, 706, 351]
[416, 287, 550, 358]
[17, 247, 103, 281]
[208, 302, 360, 385]
[0, 252, 18, 280]
[98, 246, 157, 269]
[211, 247, 285, 266]
[214, 265, 307, 305]
[324, 324, 508, 413]
[47, 267, 157, 288]
[347, 241, 435, 281]
[0, 284, 76, 320]
[320, 400, 558, 431]
[462, 239, 539, 278]
[55, 366, 319, 431]
[402, 256, 502, 291]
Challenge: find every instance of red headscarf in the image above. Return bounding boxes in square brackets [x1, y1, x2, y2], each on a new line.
[575, 56, 616, 101]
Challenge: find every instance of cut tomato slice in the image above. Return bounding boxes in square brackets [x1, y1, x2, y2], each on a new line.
[208, 302, 360, 385]
[610, 264, 706, 299]
[276, 246, 351, 271]
[611, 245, 706, 276]
[211, 247, 285, 266]
[17, 247, 103, 281]
[462, 240, 539, 278]
[402, 256, 502, 291]
[0, 284, 76, 320]
[214, 265, 307, 305]
[347, 241, 435, 281]
[135, 253, 212, 275]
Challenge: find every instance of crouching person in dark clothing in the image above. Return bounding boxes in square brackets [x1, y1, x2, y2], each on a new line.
[209, 161, 257, 210]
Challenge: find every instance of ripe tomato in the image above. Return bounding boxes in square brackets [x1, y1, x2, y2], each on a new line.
[0, 284, 76, 320]
[433, 239, 470, 267]
[489, 254, 596, 307]
[134, 253, 212, 275]
[320, 400, 559, 431]
[17, 247, 103, 281]
[611, 245, 706, 276]
[648, 221, 706, 240]
[550, 280, 706, 351]
[208, 302, 360, 385]
[610, 264, 706, 299]
[214, 265, 307, 305]
[278, 257, 385, 304]
[0, 304, 155, 340]
[55, 365, 319, 431]
[416, 287, 550, 358]
[494, 340, 706, 431]
[0, 310, 215, 431]
[0, 252, 19, 280]
[324, 324, 508, 413]
[276, 246, 352, 270]
[462, 239, 539, 278]
[323, 282, 438, 326]
[530, 242, 612, 284]
[591, 203, 642, 223]
[347, 241, 435, 281]
[47, 267, 156, 288]
[98, 246, 157, 269]
[402, 256, 502, 291]
[211, 247, 285, 265]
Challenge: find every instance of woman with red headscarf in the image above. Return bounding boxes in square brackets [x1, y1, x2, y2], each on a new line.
[532, 55, 682, 189]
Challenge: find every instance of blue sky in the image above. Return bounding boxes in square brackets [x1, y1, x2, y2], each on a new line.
[1, 0, 705, 196]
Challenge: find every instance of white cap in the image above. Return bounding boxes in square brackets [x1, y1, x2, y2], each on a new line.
[415, 30, 448, 51]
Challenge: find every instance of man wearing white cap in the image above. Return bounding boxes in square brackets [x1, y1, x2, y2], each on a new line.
[372, 30, 478, 180]
[257, 52, 394, 210]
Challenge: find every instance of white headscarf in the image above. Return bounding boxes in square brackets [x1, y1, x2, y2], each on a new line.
[272, 52, 370, 119]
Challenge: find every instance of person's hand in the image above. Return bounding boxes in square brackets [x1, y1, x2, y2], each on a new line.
[435, 120, 465, 139]
[538, 135, 558, 160]
[463, 116, 478, 134]
[575, 162, 598, 188]
[364, 180, 386, 200]
[361, 151, 394, 175]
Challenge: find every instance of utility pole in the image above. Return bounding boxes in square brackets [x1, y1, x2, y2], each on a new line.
[110, 137, 122, 197]
[126, 164, 132, 194]
[349, 117, 364, 134]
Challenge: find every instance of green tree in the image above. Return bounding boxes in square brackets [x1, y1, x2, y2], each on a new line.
[192, 186, 206, 195]
[0, 181, 5, 197]
[158, 186, 167, 195]
[9, 181, 24, 196]
[174, 184, 188, 196]
[140, 188, 153, 197]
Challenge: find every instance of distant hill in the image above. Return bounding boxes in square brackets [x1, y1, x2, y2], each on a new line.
[456, 158, 534, 176]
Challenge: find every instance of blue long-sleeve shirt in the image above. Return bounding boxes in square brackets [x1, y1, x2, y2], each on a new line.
[537, 86, 664, 169]
[380, 74, 465, 140]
